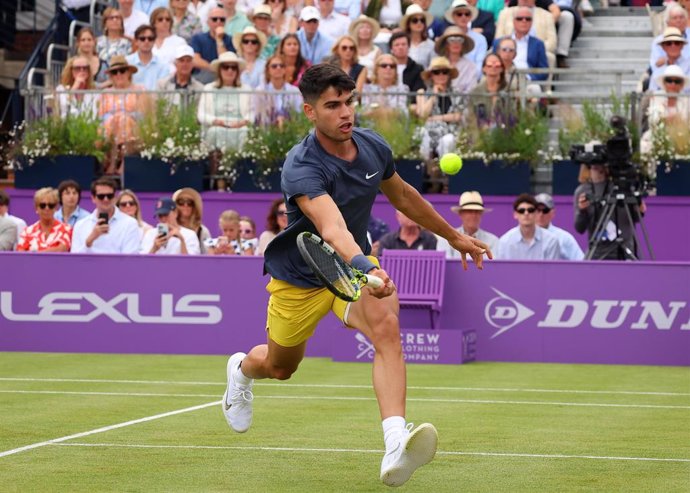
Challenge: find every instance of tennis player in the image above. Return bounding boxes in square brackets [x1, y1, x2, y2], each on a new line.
[222, 63, 492, 487]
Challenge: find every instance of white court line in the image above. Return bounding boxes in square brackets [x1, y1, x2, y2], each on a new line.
[52, 442, 690, 463]
[0, 400, 219, 459]
[1, 377, 688, 397]
[1, 390, 689, 410]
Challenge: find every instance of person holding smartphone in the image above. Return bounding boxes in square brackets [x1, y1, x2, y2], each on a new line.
[140, 198, 201, 255]
[71, 178, 141, 254]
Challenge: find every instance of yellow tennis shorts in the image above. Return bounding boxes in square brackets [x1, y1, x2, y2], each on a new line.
[265, 256, 380, 347]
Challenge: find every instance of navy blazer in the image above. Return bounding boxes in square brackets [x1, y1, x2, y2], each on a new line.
[492, 35, 549, 81]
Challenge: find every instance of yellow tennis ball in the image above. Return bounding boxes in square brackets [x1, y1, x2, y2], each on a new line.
[439, 153, 463, 175]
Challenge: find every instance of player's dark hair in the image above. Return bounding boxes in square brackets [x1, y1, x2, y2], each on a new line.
[513, 193, 538, 211]
[58, 179, 81, 205]
[298, 63, 356, 104]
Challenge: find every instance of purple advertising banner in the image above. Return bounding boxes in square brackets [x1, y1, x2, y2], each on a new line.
[7, 190, 690, 262]
[0, 253, 688, 366]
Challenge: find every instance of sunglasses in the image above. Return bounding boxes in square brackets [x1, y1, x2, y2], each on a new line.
[110, 67, 128, 75]
[378, 63, 396, 69]
[537, 207, 551, 214]
[340, 45, 356, 51]
[72, 65, 90, 71]
[106, 15, 122, 20]
[446, 36, 465, 43]
[453, 11, 472, 17]
[241, 228, 254, 234]
[138, 35, 155, 41]
[516, 207, 536, 215]
[242, 38, 260, 45]
[221, 64, 239, 70]
[431, 68, 450, 75]
[409, 17, 426, 24]
[500, 46, 516, 52]
[210, 16, 226, 22]
[515, 16, 532, 21]
[664, 77, 684, 84]
[156, 17, 172, 22]
[176, 199, 194, 206]
[96, 193, 116, 200]
[38, 202, 57, 210]
[269, 63, 285, 68]
[118, 200, 136, 207]
[662, 40, 684, 46]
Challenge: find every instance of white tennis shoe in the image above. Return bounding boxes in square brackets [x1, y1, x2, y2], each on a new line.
[380, 422, 438, 487]
[221, 352, 254, 433]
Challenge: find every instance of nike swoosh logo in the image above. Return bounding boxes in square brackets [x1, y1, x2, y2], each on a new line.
[365, 171, 379, 180]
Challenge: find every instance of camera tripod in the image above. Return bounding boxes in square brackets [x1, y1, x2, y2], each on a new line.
[586, 187, 654, 261]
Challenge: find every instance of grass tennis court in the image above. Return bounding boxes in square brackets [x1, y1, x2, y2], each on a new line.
[1, 352, 688, 492]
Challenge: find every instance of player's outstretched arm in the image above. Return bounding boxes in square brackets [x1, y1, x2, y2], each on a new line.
[380, 173, 493, 270]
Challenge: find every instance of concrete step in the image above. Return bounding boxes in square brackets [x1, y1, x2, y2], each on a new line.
[585, 16, 653, 29]
[567, 57, 648, 67]
[568, 47, 650, 59]
[578, 27, 653, 37]
[589, 7, 652, 17]
[573, 37, 653, 49]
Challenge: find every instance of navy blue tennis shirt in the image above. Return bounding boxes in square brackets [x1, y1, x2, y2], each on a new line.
[264, 127, 396, 288]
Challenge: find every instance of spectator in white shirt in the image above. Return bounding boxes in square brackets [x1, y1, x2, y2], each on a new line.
[140, 198, 201, 254]
[317, 0, 351, 39]
[71, 177, 141, 254]
[0, 189, 27, 246]
[120, 0, 150, 38]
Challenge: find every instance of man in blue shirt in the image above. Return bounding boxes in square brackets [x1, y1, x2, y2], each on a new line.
[220, 63, 491, 488]
[54, 180, 91, 228]
[126, 24, 171, 90]
[295, 6, 335, 64]
[535, 192, 584, 260]
[190, 7, 236, 83]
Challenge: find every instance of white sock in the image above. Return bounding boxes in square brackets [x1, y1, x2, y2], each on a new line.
[234, 360, 252, 386]
[382, 416, 406, 452]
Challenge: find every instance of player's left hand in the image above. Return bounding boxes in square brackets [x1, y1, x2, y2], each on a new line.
[366, 267, 396, 299]
[451, 235, 492, 271]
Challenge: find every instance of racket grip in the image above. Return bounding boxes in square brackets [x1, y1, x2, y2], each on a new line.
[365, 274, 384, 288]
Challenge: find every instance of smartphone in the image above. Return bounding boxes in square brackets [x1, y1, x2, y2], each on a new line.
[98, 212, 109, 225]
[157, 223, 169, 237]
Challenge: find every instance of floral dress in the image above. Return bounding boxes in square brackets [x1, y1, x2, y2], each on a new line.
[173, 12, 203, 42]
[420, 88, 464, 159]
[100, 84, 146, 146]
[17, 220, 72, 252]
[96, 36, 132, 65]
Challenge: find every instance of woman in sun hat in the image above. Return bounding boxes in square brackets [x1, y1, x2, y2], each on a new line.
[434, 25, 477, 93]
[400, 4, 435, 68]
[349, 15, 381, 75]
[233, 25, 268, 88]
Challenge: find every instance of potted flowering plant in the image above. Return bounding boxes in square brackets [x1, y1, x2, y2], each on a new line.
[452, 105, 548, 195]
[126, 98, 209, 192]
[641, 117, 690, 196]
[6, 112, 106, 189]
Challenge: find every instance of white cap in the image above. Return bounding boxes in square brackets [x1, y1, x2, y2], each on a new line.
[300, 6, 320, 22]
[175, 45, 195, 59]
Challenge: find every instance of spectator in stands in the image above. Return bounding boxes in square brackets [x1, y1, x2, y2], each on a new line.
[97, 8, 133, 65]
[640, 65, 690, 155]
[0, 215, 17, 251]
[434, 26, 478, 93]
[436, 191, 498, 259]
[364, 0, 404, 42]
[493, 7, 549, 82]
[496, 36, 519, 89]
[151, 7, 189, 69]
[269, 0, 299, 37]
[234, 26, 267, 88]
[349, 15, 381, 75]
[172, 187, 212, 251]
[296, 6, 335, 64]
[190, 7, 236, 83]
[116, 188, 153, 240]
[534, 192, 583, 260]
[361, 53, 411, 115]
[0, 189, 26, 245]
[495, 193, 560, 260]
[100, 55, 149, 173]
[75, 27, 109, 86]
[389, 32, 426, 97]
[206, 209, 255, 255]
[468, 53, 512, 125]
[156, 45, 205, 104]
[71, 177, 141, 254]
[55, 56, 99, 118]
[121, 0, 149, 38]
[496, 1, 556, 71]
[171, 0, 203, 42]
[278, 34, 311, 85]
[127, 24, 172, 90]
[240, 215, 259, 251]
[221, 0, 252, 36]
[189, 0, 214, 27]
[256, 55, 304, 125]
[416, 57, 464, 161]
[465, 0, 496, 46]
[15, 188, 71, 253]
[648, 28, 690, 92]
[443, 0, 488, 78]
[318, 0, 351, 39]
[198, 52, 253, 154]
[328, 35, 367, 93]
[55, 179, 91, 227]
[547, 0, 579, 68]
[256, 198, 287, 255]
[650, 4, 690, 71]
[135, 0, 169, 16]
[141, 197, 200, 254]
[333, 0, 361, 19]
[478, 0, 504, 23]
[400, 4, 434, 68]
[377, 210, 438, 255]
[252, 5, 281, 59]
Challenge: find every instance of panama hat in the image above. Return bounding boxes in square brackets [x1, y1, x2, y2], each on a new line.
[252, 4, 272, 18]
[232, 26, 267, 57]
[657, 27, 688, 45]
[107, 55, 137, 74]
[348, 15, 381, 40]
[399, 4, 434, 30]
[451, 191, 490, 212]
[434, 26, 474, 56]
[421, 56, 459, 81]
[444, 0, 478, 24]
[210, 51, 247, 72]
[654, 64, 690, 89]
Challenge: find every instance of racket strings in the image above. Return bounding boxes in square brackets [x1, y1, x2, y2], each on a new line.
[305, 241, 359, 299]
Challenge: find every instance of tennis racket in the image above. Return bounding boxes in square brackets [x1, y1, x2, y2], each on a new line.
[296, 232, 383, 302]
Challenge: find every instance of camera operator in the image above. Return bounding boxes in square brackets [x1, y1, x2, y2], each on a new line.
[573, 162, 646, 260]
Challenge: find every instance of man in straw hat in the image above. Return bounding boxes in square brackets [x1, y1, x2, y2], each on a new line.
[437, 191, 498, 259]
[648, 27, 690, 92]
[220, 63, 491, 487]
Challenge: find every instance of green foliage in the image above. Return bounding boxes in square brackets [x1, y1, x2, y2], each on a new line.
[358, 109, 422, 160]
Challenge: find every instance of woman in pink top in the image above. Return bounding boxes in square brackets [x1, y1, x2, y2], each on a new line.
[17, 188, 72, 252]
